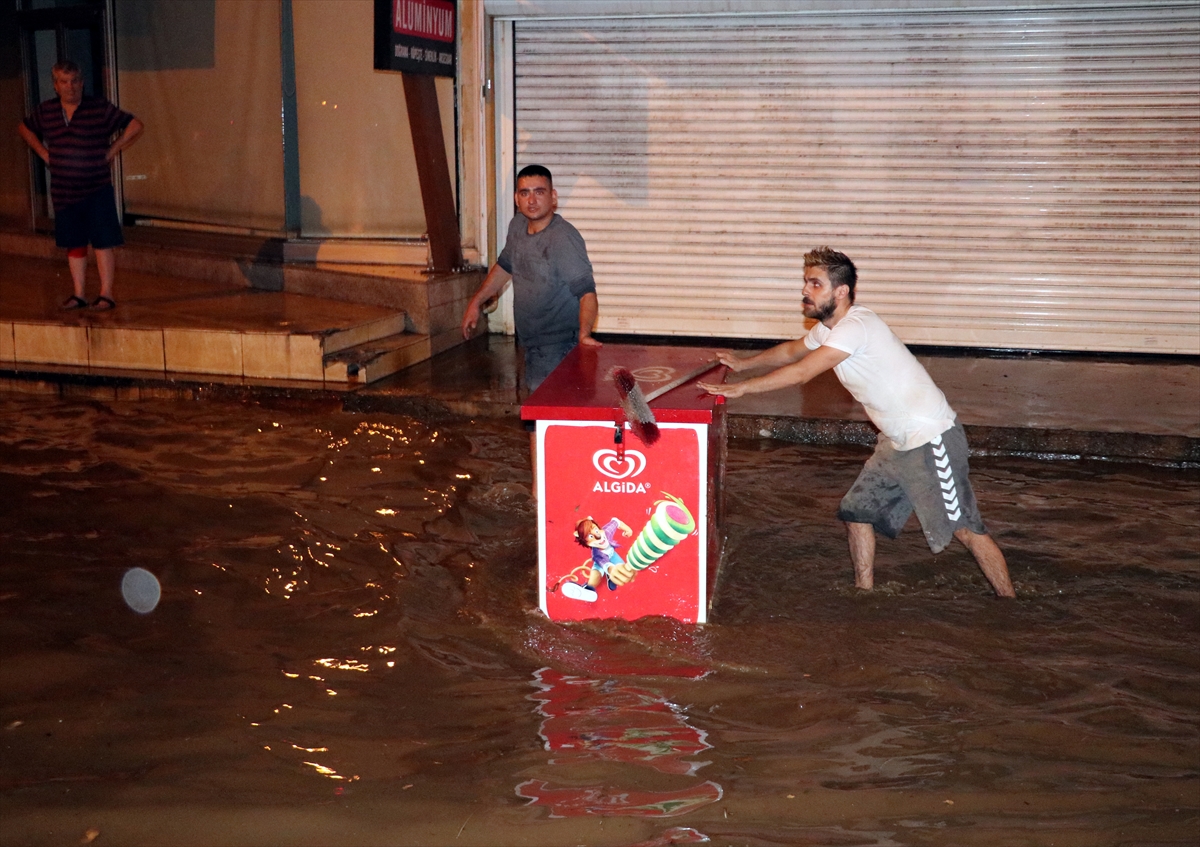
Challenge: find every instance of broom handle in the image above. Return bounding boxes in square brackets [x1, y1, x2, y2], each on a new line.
[643, 359, 721, 403]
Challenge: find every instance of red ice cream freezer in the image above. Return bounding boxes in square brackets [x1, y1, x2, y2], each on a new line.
[520, 344, 728, 624]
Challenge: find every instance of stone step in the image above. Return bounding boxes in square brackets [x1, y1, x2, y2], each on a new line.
[1, 253, 426, 386]
[319, 312, 409, 355]
[324, 332, 432, 385]
[5, 314, 420, 386]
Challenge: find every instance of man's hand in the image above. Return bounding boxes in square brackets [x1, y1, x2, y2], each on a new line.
[578, 292, 601, 348]
[699, 379, 746, 399]
[608, 563, 637, 586]
[105, 118, 144, 163]
[17, 124, 49, 164]
[462, 264, 512, 340]
[461, 302, 481, 339]
[714, 350, 750, 372]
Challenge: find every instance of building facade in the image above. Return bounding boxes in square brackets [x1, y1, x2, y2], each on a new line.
[4, 0, 1198, 355]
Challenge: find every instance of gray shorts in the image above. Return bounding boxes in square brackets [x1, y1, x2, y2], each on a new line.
[837, 422, 987, 554]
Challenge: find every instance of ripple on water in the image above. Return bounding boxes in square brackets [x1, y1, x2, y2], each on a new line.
[0, 396, 1196, 845]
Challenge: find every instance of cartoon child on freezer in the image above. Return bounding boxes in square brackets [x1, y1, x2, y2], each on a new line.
[561, 517, 636, 602]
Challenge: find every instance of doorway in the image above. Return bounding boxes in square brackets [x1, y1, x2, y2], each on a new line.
[17, 0, 109, 231]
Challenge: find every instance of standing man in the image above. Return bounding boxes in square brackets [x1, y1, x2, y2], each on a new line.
[461, 164, 601, 392]
[699, 247, 1016, 598]
[18, 60, 143, 311]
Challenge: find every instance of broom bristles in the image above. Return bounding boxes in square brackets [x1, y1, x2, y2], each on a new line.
[612, 367, 660, 446]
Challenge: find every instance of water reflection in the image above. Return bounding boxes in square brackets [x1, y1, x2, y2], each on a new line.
[516, 667, 722, 817]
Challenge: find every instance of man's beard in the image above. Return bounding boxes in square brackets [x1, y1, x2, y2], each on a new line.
[803, 297, 837, 322]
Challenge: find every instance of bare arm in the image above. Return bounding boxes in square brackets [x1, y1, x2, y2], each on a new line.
[17, 123, 49, 164]
[461, 263, 513, 339]
[700, 344, 850, 399]
[715, 338, 812, 373]
[106, 117, 144, 163]
[578, 291, 601, 348]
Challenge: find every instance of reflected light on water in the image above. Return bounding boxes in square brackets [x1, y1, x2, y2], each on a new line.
[314, 658, 370, 672]
[302, 761, 358, 781]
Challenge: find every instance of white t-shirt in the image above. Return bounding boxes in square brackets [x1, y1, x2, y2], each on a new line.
[805, 305, 956, 451]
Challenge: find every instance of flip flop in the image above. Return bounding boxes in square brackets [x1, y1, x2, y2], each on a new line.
[90, 296, 116, 311]
[61, 295, 89, 310]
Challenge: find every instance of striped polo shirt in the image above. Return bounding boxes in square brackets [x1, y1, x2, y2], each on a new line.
[23, 96, 135, 211]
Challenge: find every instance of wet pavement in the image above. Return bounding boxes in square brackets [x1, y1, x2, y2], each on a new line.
[0, 394, 1196, 846]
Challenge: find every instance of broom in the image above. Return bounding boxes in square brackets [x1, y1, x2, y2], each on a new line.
[611, 367, 660, 446]
[643, 359, 720, 403]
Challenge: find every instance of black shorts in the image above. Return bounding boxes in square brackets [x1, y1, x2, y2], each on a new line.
[54, 185, 124, 250]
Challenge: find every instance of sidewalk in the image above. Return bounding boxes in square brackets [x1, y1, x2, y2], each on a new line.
[2, 253, 1197, 465]
[353, 336, 1200, 466]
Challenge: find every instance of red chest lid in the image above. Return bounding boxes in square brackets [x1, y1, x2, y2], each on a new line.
[520, 344, 727, 424]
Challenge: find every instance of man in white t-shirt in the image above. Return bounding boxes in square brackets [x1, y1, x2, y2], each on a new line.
[699, 247, 1015, 598]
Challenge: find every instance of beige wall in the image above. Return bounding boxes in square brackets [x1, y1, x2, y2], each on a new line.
[293, 0, 448, 239]
[116, 0, 286, 232]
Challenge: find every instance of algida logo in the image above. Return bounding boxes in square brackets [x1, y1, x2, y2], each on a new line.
[591, 448, 650, 493]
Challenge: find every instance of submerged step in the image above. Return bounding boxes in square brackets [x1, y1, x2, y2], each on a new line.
[324, 332, 431, 385]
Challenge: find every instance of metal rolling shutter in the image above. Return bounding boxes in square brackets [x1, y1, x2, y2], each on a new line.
[513, 5, 1200, 354]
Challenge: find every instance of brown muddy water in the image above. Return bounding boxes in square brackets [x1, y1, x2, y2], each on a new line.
[0, 395, 1196, 847]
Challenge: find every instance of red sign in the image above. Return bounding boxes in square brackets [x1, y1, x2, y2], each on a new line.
[393, 0, 454, 42]
[539, 422, 707, 623]
[375, 0, 455, 76]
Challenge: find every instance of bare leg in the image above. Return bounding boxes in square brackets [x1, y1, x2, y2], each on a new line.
[846, 521, 876, 590]
[954, 528, 1016, 598]
[94, 248, 116, 300]
[67, 253, 88, 299]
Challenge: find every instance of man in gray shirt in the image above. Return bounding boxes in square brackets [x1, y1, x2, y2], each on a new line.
[461, 164, 601, 391]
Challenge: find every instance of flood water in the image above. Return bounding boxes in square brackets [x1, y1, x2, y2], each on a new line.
[0, 395, 1196, 847]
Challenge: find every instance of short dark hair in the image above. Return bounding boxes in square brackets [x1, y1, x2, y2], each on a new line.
[517, 164, 553, 187]
[52, 60, 82, 79]
[804, 247, 857, 303]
